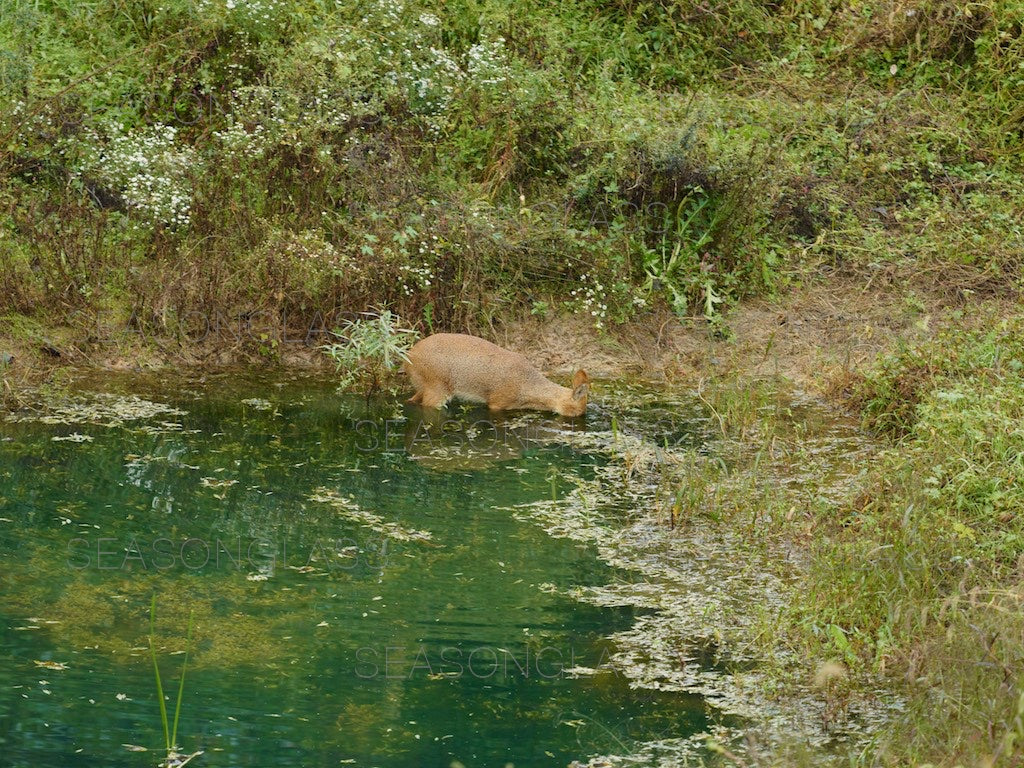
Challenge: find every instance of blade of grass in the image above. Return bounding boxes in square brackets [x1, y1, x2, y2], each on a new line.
[148, 594, 170, 752]
[170, 609, 194, 751]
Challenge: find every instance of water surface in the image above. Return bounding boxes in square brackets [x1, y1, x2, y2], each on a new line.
[0, 372, 713, 767]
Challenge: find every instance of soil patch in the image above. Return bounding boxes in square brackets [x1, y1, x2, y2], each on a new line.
[0, 278, 1002, 405]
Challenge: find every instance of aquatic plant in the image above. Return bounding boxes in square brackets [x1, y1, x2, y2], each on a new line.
[148, 595, 202, 768]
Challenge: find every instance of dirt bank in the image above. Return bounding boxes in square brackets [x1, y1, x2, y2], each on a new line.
[0, 278, 988, 406]
[502, 279, 939, 392]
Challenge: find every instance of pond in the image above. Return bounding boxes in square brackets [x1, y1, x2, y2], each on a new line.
[0, 371, 725, 767]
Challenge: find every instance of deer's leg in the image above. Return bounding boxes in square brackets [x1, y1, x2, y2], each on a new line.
[418, 386, 450, 409]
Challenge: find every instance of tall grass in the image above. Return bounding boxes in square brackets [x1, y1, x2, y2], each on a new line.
[148, 595, 197, 764]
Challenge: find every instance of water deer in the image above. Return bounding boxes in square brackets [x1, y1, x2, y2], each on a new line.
[403, 333, 589, 416]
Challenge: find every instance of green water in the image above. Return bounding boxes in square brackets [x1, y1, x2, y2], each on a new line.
[0, 372, 712, 767]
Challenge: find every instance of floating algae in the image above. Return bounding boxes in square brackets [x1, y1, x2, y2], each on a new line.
[308, 487, 433, 543]
[6, 392, 187, 429]
[510, 391, 905, 764]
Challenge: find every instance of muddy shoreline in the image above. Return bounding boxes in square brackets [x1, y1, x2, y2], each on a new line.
[1, 280, 931, 402]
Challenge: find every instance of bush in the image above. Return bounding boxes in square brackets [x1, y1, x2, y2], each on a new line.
[322, 310, 419, 397]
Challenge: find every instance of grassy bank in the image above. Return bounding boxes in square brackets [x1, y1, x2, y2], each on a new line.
[650, 313, 1024, 764]
[2, 0, 1022, 350]
[4, 0, 1024, 764]
[810, 317, 1024, 764]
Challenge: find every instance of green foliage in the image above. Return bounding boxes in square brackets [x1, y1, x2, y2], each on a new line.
[783, 319, 1024, 763]
[661, 317, 1024, 765]
[850, 320, 1024, 435]
[0, 0, 1021, 337]
[322, 310, 418, 397]
[149, 595, 196, 763]
[641, 189, 722, 317]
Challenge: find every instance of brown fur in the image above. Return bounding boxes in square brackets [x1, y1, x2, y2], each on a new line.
[403, 333, 589, 416]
